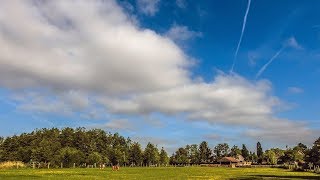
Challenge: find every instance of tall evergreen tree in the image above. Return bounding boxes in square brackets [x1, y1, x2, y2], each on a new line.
[159, 147, 169, 166]
[257, 142, 263, 163]
[143, 142, 159, 166]
[241, 144, 249, 160]
[199, 141, 212, 163]
[128, 142, 143, 166]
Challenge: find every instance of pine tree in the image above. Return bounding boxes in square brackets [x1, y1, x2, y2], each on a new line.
[241, 144, 249, 160]
[257, 142, 263, 163]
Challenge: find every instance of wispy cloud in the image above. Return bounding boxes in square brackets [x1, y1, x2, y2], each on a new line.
[103, 119, 135, 131]
[286, 37, 303, 50]
[288, 87, 304, 94]
[255, 47, 285, 79]
[165, 24, 202, 42]
[204, 134, 222, 141]
[248, 51, 261, 67]
[256, 37, 303, 79]
[176, 0, 187, 9]
[312, 25, 320, 29]
[137, 0, 160, 16]
[230, 0, 252, 73]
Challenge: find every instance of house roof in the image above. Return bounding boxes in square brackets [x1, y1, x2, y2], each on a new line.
[236, 155, 245, 161]
[218, 157, 239, 163]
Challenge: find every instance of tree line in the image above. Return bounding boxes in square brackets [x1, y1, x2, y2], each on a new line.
[0, 127, 319, 169]
[169, 139, 320, 169]
[0, 128, 168, 168]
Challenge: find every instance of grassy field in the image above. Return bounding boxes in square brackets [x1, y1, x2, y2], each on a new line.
[0, 167, 319, 179]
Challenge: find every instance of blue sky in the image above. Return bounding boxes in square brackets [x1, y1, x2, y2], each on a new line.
[0, 0, 319, 153]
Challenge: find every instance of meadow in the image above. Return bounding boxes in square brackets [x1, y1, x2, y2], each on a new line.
[0, 167, 319, 179]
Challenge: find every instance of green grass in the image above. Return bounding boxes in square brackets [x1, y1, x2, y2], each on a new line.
[0, 167, 319, 179]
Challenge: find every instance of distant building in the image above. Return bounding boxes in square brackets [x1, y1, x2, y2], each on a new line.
[218, 156, 251, 167]
[218, 157, 239, 165]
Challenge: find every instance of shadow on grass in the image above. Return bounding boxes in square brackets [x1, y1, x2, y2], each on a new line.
[230, 174, 320, 180]
[0, 175, 41, 179]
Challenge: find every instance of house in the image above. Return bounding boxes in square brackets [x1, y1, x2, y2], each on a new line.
[218, 156, 251, 167]
[236, 155, 252, 166]
[218, 157, 239, 168]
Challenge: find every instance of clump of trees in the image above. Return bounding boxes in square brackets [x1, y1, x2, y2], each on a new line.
[169, 141, 258, 165]
[169, 138, 320, 170]
[0, 128, 169, 168]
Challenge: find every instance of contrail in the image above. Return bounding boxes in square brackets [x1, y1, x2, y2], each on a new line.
[255, 46, 285, 79]
[230, 0, 252, 73]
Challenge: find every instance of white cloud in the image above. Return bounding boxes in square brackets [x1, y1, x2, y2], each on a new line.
[103, 74, 278, 126]
[20, 97, 73, 116]
[100, 74, 315, 143]
[166, 24, 202, 42]
[0, 0, 190, 95]
[16, 90, 92, 117]
[288, 87, 304, 94]
[136, 0, 160, 16]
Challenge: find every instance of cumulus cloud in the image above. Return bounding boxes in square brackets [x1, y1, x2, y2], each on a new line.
[136, 0, 160, 16]
[0, 0, 190, 95]
[16, 90, 94, 117]
[103, 74, 278, 126]
[100, 74, 315, 143]
[166, 24, 202, 42]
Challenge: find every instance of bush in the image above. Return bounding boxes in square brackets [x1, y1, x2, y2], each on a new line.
[57, 147, 85, 168]
[0, 161, 25, 169]
[87, 152, 102, 165]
